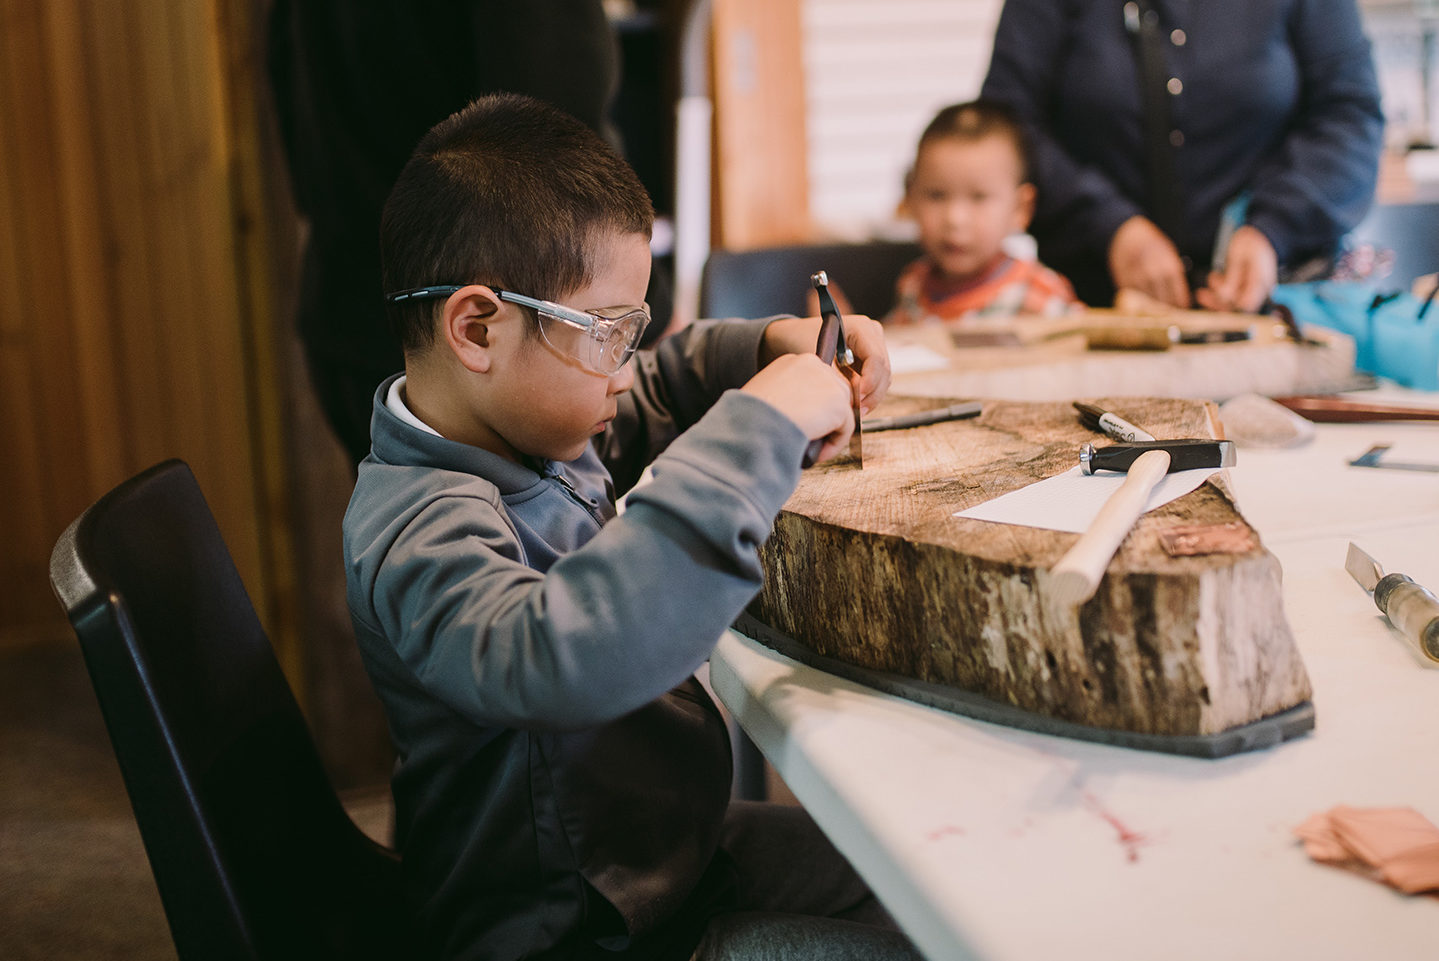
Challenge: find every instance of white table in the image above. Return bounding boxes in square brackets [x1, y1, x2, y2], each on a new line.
[709, 396, 1439, 961]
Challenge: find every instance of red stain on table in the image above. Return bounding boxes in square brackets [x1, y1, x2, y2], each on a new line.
[1084, 792, 1148, 862]
[926, 825, 965, 842]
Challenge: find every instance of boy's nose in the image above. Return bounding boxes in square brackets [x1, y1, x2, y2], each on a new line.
[608, 359, 636, 394]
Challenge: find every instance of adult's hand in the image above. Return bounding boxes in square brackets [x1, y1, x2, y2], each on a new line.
[1197, 225, 1277, 313]
[1108, 215, 1191, 308]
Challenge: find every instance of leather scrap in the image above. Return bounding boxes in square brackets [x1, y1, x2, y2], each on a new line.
[1158, 521, 1257, 556]
[1296, 805, 1439, 896]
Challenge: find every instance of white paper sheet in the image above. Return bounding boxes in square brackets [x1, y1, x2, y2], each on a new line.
[953, 466, 1221, 533]
[887, 342, 951, 374]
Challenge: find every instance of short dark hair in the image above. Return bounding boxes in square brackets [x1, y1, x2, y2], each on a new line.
[910, 99, 1033, 186]
[381, 93, 654, 352]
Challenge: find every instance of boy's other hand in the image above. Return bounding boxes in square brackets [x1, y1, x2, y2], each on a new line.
[1109, 215, 1191, 309]
[742, 353, 855, 464]
[760, 314, 891, 416]
[1196, 225, 1277, 314]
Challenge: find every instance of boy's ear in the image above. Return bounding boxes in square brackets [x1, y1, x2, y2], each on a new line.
[1013, 182, 1038, 233]
[441, 285, 503, 373]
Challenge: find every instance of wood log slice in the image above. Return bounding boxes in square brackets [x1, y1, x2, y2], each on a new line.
[748, 396, 1313, 739]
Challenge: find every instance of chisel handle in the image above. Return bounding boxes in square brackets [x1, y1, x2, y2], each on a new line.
[1050, 449, 1172, 606]
[1375, 573, 1439, 663]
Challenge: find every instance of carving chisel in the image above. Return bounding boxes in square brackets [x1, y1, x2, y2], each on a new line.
[1345, 542, 1439, 663]
[802, 271, 863, 468]
[1348, 444, 1439, 473]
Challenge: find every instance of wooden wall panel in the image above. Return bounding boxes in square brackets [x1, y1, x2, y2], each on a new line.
[0, 0, 292, 671]
[802, 0, 1003, 238]
[1, 0, 107, 633]
[710, 0, 811, 248]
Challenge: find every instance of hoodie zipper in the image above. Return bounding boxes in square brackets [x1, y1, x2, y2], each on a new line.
[543, 467, 606, 528]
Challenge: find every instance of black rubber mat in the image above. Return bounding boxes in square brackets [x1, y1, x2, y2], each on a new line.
[731, 612, 1315, 759]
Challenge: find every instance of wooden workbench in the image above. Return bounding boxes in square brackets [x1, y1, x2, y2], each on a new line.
[886, 310, 1357, 402]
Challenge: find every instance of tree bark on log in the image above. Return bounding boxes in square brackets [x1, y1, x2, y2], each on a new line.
[749, 397, 1312, 738]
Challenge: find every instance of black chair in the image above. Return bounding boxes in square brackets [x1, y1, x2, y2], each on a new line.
[48, 459, 415, 961]
[699, 239, 921, 320]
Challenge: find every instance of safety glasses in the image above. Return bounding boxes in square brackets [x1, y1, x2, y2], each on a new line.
[385, 285, 650, 375]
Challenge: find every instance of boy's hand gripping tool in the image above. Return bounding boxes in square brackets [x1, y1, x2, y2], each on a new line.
[802, 271, 864, 468]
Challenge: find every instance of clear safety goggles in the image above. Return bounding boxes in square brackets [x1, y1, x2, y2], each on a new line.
[385, 285, 650, 375]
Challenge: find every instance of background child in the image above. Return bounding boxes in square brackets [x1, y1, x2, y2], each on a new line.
[344, 93, 918, 961]
[888, 99, 1080, 325]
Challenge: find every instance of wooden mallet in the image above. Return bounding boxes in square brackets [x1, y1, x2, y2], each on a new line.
[1049, 439, 1236, 606]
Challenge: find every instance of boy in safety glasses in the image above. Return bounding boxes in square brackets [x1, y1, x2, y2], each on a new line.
[344, 94, 915, 961]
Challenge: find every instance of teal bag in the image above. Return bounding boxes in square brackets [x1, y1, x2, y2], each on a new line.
[1270, 280, 1439, 390]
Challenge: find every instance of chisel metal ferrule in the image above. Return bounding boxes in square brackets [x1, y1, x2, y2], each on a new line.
[1374, 573, 1439, 663]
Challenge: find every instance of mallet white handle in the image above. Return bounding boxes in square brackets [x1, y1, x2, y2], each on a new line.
[1050, 449, 1172, 606]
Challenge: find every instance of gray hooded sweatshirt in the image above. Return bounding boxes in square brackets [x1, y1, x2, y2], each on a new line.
[343, 318, 807, 961]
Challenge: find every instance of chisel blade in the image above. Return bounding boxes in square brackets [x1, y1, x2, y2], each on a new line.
[1345, 542, 1384, 594]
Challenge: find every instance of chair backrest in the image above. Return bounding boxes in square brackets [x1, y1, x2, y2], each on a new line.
[698, 239, 921, 321]
[49, 460, 413, 961]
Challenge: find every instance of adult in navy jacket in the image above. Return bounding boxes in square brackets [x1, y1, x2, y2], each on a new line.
[981, 0, 1383, 311]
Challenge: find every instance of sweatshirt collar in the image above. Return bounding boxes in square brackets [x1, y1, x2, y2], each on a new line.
[366, 373, 545, 495]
